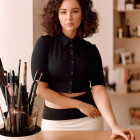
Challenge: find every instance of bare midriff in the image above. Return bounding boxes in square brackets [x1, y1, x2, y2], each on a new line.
[45, 91, 87, 109]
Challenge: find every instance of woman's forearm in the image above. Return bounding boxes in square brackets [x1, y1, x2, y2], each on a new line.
[92, 85, 118, 129]
[36, 82, 82, 109]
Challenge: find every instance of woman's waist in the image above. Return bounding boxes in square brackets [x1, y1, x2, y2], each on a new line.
[58, 91, 87, 97]
[45, 90, 95, 109]
[43, 90, 97, 120]
[45, 91, 87, 109]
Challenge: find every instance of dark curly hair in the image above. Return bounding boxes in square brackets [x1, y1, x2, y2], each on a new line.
[41, 0, 99, 38]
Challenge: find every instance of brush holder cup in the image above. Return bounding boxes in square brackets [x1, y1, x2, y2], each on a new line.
[0, 105, 40, 139]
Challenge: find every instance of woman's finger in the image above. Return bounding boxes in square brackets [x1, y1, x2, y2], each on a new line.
[119, 132, 129, 140]
[123, 128, 135, 140]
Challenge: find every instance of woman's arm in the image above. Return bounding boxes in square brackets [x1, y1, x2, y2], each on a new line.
[37, 81, 81, 109]
[91, 85, 135, 140]
[36, 81, 101, 118]
[91, 85, 117, 129]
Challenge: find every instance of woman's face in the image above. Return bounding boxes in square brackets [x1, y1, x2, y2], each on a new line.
[58, 0, 82, 35]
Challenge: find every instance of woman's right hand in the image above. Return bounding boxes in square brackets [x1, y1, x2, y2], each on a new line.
[77, 102, 101, 118]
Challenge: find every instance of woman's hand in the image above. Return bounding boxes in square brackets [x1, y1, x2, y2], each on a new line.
[78, 102, 101, 118]
[111, 126, 135, 140]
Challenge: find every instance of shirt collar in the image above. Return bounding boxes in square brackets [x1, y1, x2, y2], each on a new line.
[58, 33, 81, 47]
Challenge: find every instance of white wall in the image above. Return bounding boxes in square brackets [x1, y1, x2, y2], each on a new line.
[0, 0, 33, 90]
[33, 0, 49, 46]
[86, 0, 114, 68]
[104, 94, 140, 130]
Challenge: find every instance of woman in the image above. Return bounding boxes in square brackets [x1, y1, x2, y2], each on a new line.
[31, 0, 135, 139]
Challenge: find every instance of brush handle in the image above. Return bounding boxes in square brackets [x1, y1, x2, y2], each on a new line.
[28, 81, 36, 104]
[23, 62, 27, 87]
[0, 106, 7, 132]
[29, 81, 38, 116]
[17, 84, 22, 110]
[5, 86, 10, 110]
[17, 60, 21, 84]
[22, 86, 28, 114]
[0, 58, 7, 85]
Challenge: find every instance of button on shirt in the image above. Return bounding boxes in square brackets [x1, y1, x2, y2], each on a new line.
[31, 33, 105, 93]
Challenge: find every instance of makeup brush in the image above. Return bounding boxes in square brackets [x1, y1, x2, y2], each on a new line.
[38, 72, 43, 83]
[5, 86, 10, 110]
[17, 60, 21, 84]
[4, 86, 11, 135]
[23, 62, 27, 87]
[30, 72, 43, 106]
[0, 105, 7, 132]
[29, 73, 43, 116]
[28, 70, 38, 104]
[22, 85, 28, 114]
[0, 58, 7, 86]
[29, 81, 37, 116]
[8, 71, 15, 109]
[0, 71, 8, 102]
[17, 84, 22, 110]
[8, 71, 16, 135]
[12, 70, 15, 83]
[4, 70, 8, 84]
[15, 84, 23, 136]
[0, 58, 7, 100]
[16, 84, 23, 136]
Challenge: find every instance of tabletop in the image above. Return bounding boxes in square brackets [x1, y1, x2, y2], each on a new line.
[0, 129, 139, 140]
[38, 130, 139, 140]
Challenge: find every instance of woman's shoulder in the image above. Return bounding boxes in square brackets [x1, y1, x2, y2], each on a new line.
[81, 38, 97, 51]
[80, 39, 102, 58]
[36, 34, 52, 44]
[34, 35, 54, 50]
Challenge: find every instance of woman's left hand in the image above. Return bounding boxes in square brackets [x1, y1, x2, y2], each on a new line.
[111, 126, 135, 140]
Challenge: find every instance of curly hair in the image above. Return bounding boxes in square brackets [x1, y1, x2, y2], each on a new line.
[41, 0, 99, 38]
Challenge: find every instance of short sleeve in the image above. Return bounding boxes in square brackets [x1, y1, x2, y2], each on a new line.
[31, 36, 50, 83]
[90, 45, 105, 86]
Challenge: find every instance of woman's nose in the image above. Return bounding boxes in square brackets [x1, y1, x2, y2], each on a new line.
[66, 12, 72, 20]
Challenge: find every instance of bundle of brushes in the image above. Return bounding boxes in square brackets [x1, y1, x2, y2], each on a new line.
[0, 58, 42, 137]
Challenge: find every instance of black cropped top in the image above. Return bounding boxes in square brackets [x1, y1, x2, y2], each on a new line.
[31, 33, 105, 93]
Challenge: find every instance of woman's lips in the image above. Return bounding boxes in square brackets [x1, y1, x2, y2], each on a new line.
[66, 23, 74, 26]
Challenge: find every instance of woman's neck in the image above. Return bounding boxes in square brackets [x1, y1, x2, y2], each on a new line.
[62, 30, 77, 39]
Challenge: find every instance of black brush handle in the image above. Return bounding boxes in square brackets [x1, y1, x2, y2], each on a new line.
[0, 58, 7, 85]
[22, 85, 28, 114]
[5, 86, 10, 110]
[29, 81, 38, 116]
[17, 84, 22, 110]
[17, 60, 21, 84]
[28, 81, 36, 104]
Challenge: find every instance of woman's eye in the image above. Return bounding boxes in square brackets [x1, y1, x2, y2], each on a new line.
[60, 11, 66, 14]
[73, 10, 78, 13]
